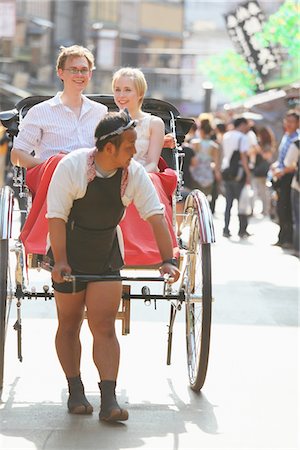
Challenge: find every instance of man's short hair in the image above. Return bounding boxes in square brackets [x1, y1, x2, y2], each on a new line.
[56, 45, 95, 71]
[285, 109, 299, 122]
[233, 117, 248, 129]
[95, 110, 136, 151]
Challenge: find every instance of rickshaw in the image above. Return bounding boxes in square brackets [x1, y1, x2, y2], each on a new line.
[0, 95, 215, 397]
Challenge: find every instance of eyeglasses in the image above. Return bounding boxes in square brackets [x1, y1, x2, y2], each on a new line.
[63, 68, 91, 75]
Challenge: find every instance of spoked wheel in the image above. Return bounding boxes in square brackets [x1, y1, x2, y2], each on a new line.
[182, 191, 213, 391]
[0, 186, 14, 393]
[0, 238, 10, 394]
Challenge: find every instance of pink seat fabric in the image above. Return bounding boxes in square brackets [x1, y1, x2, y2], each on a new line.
[21, 156, 179, 267]
[120, 168, 179, 266]
[20, 153, 65, 255]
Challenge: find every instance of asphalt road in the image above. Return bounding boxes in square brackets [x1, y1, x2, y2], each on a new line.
[0, 197, 299, 450]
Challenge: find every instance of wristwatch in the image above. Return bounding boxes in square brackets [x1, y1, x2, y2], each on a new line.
[161, 258, 178, 267]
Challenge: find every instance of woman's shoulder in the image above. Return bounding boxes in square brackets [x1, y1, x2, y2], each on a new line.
[148, 114, 165, 134]
[149, 113, 164, 125]
[139, 113, 163, 125]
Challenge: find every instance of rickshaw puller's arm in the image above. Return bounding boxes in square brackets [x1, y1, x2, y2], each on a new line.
[48, 217, 71, 283]
[147, 214, 180, 282]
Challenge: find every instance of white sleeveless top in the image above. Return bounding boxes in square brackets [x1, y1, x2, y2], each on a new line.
[134, 114, 158, 172]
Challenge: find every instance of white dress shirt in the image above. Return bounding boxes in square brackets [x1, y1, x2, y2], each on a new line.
[14, 92, 107, 161]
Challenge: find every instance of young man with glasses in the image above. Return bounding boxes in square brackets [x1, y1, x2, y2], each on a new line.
[10, 45, 107, 254]
[11, 45, 107, 169]
[47, 110, 180, 422]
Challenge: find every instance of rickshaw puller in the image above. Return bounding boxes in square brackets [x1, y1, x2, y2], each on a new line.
[47, 110, 180, 422]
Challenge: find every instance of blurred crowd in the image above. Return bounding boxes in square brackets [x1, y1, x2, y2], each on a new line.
[178, 109, 300, 257]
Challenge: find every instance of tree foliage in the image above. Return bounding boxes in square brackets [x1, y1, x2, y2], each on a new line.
[199, 50, 257, 101]
[257, 0, 300, 58]
[199, 0, 300, 102]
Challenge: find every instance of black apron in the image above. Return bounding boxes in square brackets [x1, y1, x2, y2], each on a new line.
[66, 169, 125, 274]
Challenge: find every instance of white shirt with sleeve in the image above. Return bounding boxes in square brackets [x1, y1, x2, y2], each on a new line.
[221, 129, 249, 171]
[47, 148, 164, 224]
[14, 93, 107, 161]
[284, 142, 300, 192]
[247, 129, 258, 147]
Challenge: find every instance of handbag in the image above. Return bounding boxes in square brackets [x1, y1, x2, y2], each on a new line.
[238, 185, 253, 215]
[222, 137, 243, 181]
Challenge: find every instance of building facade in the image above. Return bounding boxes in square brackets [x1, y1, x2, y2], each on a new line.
[0, 0, 286, 115]
[0, 0, 184, 109]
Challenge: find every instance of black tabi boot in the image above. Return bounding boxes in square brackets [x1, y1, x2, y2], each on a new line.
[99, 380, 128, 422]
[67, 375, 93, 415]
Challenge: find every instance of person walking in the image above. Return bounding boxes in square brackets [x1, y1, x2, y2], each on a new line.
[252, 126, 276, 216]
[189, 119, 221, 211]
[210, 121, 226, 214]
[221, 117, 252, 238]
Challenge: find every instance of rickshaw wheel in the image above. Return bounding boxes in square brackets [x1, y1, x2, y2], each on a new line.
[184, 211, 212, 391]
[0, 185, 14, 394]
[0, 238, 9, 394]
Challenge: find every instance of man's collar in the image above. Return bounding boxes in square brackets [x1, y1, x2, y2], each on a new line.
[48, 92, 91, 110]
[48, 92, 63, 107]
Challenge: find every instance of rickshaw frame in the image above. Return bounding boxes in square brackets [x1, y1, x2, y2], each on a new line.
[0, 95, 215, 397]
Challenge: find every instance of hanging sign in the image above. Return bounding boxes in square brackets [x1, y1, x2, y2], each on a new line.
[224, 1, 280, 90]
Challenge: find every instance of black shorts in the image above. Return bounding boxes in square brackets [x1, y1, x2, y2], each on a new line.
[52, 269, 121, 294]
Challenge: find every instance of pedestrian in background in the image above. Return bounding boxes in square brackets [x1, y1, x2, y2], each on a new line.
[283, 137, 300, 256]
[221, 117, 252, 238]
[210, 121, 226, 214]
[252, 126, 276, 216]
[269, 110, 299, 248]
[189, 119, 221, 210]
[176, 129, 197, 235]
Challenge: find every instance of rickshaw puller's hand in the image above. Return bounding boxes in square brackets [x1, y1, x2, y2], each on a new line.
[159, 262, 180, 283]
[52, 261, 71, 283]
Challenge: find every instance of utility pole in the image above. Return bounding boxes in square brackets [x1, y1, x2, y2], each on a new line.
[50, 0, 57, 78]
[72, 0, 88, 46]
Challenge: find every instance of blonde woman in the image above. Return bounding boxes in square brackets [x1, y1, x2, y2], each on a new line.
[112, 67, 166, 173]
[112, 67, 178, 265]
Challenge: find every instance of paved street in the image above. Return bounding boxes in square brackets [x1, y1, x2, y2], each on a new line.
[0, 198, 299, 450]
